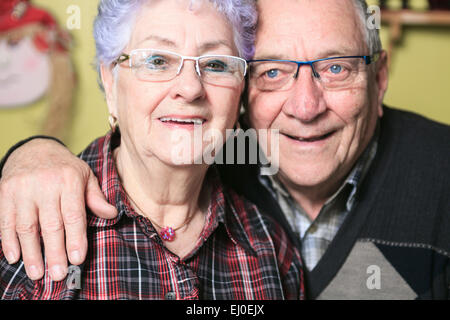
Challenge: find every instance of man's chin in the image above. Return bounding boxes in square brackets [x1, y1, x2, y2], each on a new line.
[277, 162, 339, 192]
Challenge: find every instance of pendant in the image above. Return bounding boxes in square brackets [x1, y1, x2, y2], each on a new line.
[160, 227, 176, 241]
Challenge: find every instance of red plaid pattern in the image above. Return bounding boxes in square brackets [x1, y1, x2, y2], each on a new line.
[0, 132, 304, 300]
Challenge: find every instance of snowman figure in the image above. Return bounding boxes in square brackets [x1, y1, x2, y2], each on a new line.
[0, 0, 75, 139]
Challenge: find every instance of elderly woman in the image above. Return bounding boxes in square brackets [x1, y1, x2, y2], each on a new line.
[0, 0, 303, 300]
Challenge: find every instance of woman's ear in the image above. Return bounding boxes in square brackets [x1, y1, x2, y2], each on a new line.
[100, 63, 118, 117]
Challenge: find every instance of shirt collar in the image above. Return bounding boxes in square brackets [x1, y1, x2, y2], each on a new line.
[80, 131, 257, 256]
[343, 123, 379, 211]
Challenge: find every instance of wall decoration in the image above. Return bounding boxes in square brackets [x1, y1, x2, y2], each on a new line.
[378, 0, 450, 10]
[0, 0, 75, 139]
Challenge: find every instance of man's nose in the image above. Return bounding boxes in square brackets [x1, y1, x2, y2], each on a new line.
[170, 60, 205, 102]
[282, 66, 326, 123]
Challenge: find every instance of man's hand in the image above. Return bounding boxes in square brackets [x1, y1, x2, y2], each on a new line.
[0, 139, 117, 281]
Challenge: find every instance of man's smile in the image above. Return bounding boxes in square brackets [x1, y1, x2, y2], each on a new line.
[281, 130, 337, 143]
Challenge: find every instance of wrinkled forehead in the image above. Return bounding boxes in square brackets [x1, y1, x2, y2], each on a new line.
[255, 0, 368, 60]
[126, 0, 237, 54]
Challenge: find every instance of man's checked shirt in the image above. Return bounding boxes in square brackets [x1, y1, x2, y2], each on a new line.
[0, 132, 304, 300]
[259, 127, 379, 271]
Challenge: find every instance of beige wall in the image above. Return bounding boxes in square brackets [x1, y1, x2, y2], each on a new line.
[1, 0, 449, 156]
[380, 26, 450, 122]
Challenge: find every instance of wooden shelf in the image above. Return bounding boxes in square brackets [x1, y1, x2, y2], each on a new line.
[380, 10, 450, 65]
[381, 10, 450, 26]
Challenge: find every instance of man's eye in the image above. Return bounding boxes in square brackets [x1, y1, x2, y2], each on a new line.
[265, 69, 279, 79]
[329, 64, 343, 74]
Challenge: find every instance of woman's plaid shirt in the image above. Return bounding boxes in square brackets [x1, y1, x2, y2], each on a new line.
[0, 132, 304, 300]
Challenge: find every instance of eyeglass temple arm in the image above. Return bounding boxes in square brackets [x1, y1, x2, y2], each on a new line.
[113, 54, 130, 66]
[365, 52, 381, 65]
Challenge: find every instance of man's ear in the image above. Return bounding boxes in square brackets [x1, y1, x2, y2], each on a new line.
[100, 63, 117, 117]
[375, 50, 389, 117]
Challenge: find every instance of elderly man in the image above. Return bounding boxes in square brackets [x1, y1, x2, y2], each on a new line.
[1, 0, 449, 299]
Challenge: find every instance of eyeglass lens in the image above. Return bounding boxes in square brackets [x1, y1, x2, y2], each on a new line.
[130, 49, 246, 87]
[249, 57, 367, 91]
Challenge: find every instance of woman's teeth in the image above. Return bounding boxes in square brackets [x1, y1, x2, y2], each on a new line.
[160, 117, 204, 125]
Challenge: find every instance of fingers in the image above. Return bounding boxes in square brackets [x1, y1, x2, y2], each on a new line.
[0, 185, 20, 264]
[60, 177, 88, 267]
[0, 177, 45, 279]
[15, 202, 44, 280]
[86, 171, 117, 219]
[39, 197, 68, 281]
[0, 138, 96, 282]
[60, 167, 117, 267]
[0, 223, 20, 264]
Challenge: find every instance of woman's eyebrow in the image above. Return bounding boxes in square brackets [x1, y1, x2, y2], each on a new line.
[137, 35, 177, 48]
[135, 36, 232, 54]
[198, 40, 233, 53]
[251, 54, 286, 60]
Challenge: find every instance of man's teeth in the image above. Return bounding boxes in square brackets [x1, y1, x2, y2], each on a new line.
[297, 137, 319, 142]
[160, 117, 204, 125]
[288, 132, 333, 142]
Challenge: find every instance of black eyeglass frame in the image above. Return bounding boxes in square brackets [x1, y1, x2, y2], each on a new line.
[247, 53, 381, 79]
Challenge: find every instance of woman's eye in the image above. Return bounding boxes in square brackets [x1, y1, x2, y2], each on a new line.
[205, 60, 227, 72]
[145, 56, 167, 68]
[329, 64, 343, 74]
[265, 69, 279, 79]
[152, 59, 164, 65]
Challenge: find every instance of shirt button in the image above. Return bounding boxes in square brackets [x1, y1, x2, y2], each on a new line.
[309, 224, 318, 234]
[164, 291, 176, 300]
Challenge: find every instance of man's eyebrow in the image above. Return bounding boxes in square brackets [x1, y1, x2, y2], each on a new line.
[315, 50, 354, 59]
[252, 50, 355, 61]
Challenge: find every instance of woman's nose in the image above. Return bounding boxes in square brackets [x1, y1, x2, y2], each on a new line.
[170, 60, 206, 102]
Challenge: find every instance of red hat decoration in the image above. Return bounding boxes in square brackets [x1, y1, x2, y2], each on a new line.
[0, 0, 57, 31]
[0, 0, 70, 52]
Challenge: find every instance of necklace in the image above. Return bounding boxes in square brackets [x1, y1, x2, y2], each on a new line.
[123, 187, 195, 242]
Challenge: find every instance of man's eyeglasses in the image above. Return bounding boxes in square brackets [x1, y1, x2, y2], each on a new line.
[248, 53, 380, 91]
[113, 48, 248, 88]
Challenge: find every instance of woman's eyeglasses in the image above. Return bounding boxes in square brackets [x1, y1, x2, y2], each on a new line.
[113, 48, 248, 88]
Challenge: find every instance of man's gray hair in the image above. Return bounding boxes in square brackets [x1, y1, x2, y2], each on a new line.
[353, 0, 383, 54]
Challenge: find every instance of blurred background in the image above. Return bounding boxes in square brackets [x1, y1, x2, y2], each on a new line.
[1, 0, 449, 156]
